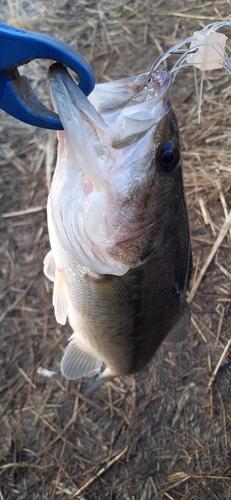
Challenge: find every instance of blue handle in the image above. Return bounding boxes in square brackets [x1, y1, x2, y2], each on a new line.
[0, 23, 95, 129]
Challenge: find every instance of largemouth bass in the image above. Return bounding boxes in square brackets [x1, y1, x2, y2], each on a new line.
[44, 63, 192, 397]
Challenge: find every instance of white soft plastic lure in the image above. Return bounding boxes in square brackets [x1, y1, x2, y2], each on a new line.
[149, 20, 231, 123]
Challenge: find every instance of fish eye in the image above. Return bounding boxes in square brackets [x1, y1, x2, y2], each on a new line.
[157, 140, 180, 174]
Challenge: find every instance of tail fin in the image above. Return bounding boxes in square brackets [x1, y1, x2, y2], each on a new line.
[83, 367, 114, 398]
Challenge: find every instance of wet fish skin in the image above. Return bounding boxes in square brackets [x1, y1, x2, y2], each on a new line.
[45, 64, 192, 396]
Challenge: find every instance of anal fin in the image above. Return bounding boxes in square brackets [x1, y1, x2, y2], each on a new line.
[166, 302, 191, 343]
[61, 333, 103, 380]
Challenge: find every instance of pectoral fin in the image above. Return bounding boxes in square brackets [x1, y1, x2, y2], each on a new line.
[84, 271, 129, 306]
[53, 269, 68, 325]
[166, 302, 191, 343]
[61, 333, 103, 380]
[44, 251, 68, 325]
[44, 250, 56, 282]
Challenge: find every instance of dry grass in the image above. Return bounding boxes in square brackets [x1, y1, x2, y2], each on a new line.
[0, 0, 231, 499]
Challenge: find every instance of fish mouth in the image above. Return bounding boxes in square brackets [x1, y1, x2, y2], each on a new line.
[48, 62, 171, 105]
[48, 63, 171, 149]
[48, 63, 173, 275]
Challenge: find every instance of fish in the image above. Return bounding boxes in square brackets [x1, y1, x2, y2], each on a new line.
[44, 62, 192, 397]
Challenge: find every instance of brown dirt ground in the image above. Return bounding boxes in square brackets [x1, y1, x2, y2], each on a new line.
[1, 1, 231, 499]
